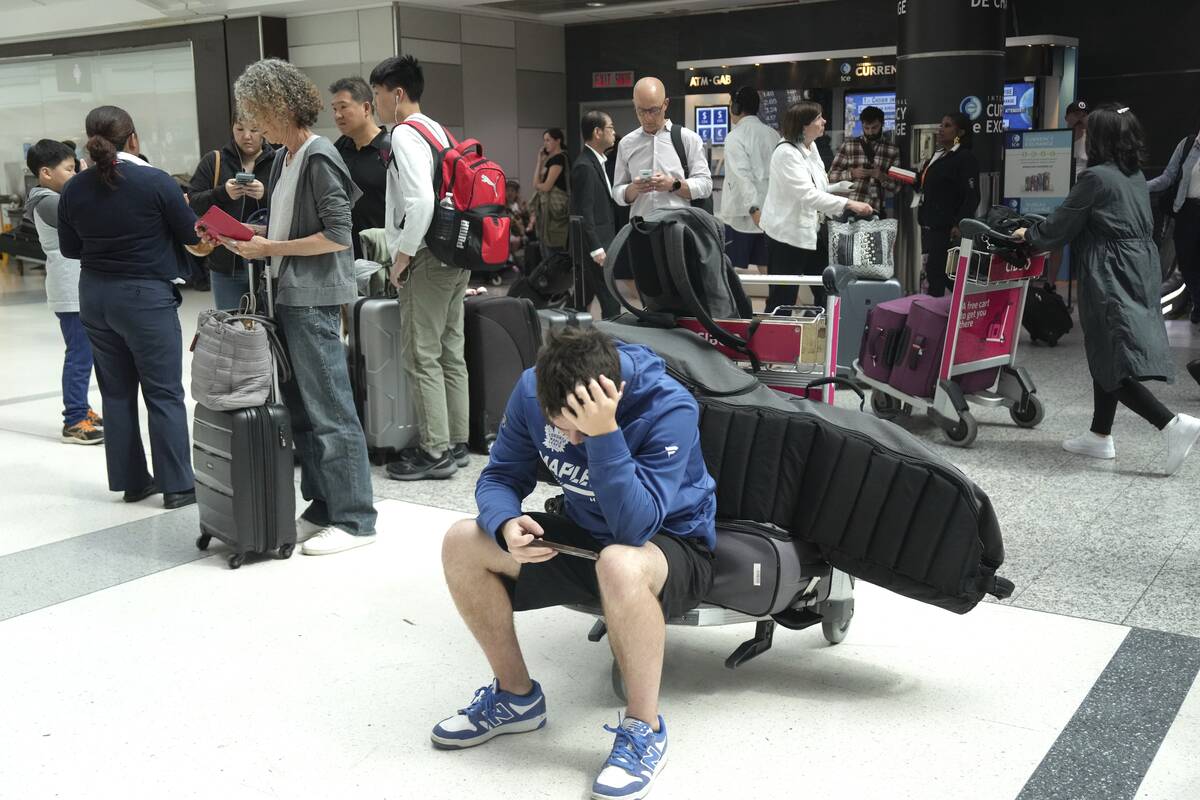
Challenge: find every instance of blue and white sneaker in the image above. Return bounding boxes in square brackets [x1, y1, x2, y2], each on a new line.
[591, 715, 668, 800]
[430, 679, 547, 750]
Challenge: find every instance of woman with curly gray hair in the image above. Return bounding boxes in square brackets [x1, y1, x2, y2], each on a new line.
[204, 58, 378, 555]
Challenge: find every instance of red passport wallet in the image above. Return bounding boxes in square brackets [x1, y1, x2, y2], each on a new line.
[197, 206, 254, 241]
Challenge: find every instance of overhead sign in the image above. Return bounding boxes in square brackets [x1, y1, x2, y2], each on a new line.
[688, 72, 733, 89]
[592, 71, 634, 89]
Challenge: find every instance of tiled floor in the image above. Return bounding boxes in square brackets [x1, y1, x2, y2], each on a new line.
[2, 264, 1199, 799]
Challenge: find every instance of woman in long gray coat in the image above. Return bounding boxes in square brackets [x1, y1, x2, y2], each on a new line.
[1016, 105, 1199, 476]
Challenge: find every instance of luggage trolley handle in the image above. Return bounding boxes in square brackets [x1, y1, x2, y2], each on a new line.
[242, 208, 286, 403]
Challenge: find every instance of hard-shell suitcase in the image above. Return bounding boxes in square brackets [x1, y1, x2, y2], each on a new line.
[858, 294, 923, 384]
[838, 277, 903, 376]
[889, 295, 998, 399]
[464, 295, 542, 453]
[193, 259, 296, 569]
[349, 297, 420, 462]
[537, 308, 593, 338]
[1023, 284, 1073, 346]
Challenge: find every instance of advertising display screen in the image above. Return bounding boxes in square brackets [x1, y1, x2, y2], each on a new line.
[1003, 82, 1036, 131]
[843, 91, 896, 136]
[695, 105, 729, 144]
[1002, 130, 1074, 214]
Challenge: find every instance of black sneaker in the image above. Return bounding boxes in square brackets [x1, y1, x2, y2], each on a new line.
[451, 443, 470, 467]
[386, 449, 458, 481]
[62, 418, 104, 445]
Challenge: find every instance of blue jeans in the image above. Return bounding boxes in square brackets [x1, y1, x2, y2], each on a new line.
[210, 270, 248, 311]
[56, 312, 94, 426]
[79, 272, 192, 493]
[276, 304, 377, 536]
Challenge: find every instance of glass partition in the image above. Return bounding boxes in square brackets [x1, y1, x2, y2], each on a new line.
[0, 43, 200, 200]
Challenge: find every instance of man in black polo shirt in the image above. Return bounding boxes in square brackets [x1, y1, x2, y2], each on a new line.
[331, 76, 389, 259]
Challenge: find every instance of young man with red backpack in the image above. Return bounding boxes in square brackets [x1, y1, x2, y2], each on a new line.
[370, 55, 475, 480]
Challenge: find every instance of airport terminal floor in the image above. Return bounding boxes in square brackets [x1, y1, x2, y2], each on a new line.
[2, 267, 1199, 800]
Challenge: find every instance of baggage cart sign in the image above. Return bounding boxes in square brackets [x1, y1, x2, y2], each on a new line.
[953, 287, 1023, 364]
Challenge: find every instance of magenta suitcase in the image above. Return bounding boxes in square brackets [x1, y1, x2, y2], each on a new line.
[858, 295, 927, 383]
[889, 296, 998, 398]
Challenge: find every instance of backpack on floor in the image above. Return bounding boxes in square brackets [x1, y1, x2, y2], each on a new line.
[402, 120, 510, 272]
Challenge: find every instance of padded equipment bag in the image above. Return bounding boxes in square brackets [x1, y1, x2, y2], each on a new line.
[1023, 284, 1073, 347]
[595, 318, 1012, 613]
[706, 521, 827, 617]
[465, 295, 543, 452]
[349, 298, 421, 461]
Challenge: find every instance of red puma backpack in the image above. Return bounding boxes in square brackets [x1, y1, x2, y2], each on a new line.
[402, 120, 510, 272]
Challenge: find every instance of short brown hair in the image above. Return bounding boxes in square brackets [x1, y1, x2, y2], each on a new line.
[535, 328, 622, 420]
[781, 101, 822, 142]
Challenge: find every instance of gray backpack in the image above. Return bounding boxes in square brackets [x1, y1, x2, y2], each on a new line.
[603, 206, 760, 368]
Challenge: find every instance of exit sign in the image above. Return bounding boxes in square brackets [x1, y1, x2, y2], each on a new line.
[592, 71, 634, 89]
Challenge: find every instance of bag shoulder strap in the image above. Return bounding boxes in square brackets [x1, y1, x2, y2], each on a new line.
[670, 123, 690, 179]
[401, 120, 454, 195]
[212, 150, 221, 190]
[602, 221, 675, 328]
[661, 221, 761, 370]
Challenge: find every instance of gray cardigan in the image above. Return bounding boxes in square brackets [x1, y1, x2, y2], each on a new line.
[267, 136, 362, 307]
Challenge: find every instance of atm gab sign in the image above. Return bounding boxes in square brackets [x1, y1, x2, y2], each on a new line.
[688, 72, 734, 89]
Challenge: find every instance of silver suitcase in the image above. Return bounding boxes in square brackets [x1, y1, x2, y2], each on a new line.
[349, 297, 420, 462]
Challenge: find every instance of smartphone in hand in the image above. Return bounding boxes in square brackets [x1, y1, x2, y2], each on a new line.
[538, 538, 599, 560]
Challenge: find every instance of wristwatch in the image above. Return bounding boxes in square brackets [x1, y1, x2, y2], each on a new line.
[671, 179, 682, 192]
[749, 206, 760, 215]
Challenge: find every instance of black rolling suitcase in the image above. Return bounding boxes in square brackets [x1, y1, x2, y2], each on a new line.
[1023, 284, 1073, 346]
[193, 262, 297, 569]
[464, 295, 542, 453]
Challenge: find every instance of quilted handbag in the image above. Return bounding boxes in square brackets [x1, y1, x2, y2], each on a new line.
[828, 216, 898, 280]
[190, 311, 290, 411]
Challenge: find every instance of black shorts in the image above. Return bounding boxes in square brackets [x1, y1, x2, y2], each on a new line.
[502, 513, 715, 621]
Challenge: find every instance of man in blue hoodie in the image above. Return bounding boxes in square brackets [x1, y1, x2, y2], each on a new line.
[435, 327, 716, 800]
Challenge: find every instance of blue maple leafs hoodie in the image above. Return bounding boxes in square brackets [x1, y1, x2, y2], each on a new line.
[475, 343, 717, 550]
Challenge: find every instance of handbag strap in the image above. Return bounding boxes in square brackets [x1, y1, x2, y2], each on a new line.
[212, 150, 221, 190]
[218, 313, 293, 387]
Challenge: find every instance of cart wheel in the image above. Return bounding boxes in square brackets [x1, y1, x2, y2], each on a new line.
[611, 659, 627, 703]
[822, 616, 851, 645]
[196, 534, 211, 551]
[1009, 394, 1045, 429]
[870, 391, 901, 420]
[228, 553, 245, 570]
[943, 411, 979, 447]
[278, 543, 295, 559]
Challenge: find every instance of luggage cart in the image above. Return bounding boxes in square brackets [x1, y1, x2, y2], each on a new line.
[571, 275, 856, 702]
[852, 218, 1048, 448]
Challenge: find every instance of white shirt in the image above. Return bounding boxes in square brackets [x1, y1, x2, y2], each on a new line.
[267, 134, 318, 277]
[1073, 133, 1088, 173]
[759, 139, 847, 251]
[612, 120, 712, 218]
[1189, 155, 1200, 200]
[386, 112, 452, 258]
[586, 144, 612, 259]
[719, 115, 779, 234]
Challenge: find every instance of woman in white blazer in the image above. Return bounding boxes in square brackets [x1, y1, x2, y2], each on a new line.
[760, 101, 873, 311]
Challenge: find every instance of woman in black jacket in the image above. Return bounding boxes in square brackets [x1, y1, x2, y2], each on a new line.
[58, 105, 213, 508]
[188, 117, 274, 310]
[917, 112, 980, 296]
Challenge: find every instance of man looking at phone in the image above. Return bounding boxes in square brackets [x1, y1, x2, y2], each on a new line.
[828, 105, 899, 218]
[331, 77, 389, 259]
[435, 326, 716, 800]
[612, 76, 712, 219]
[188, 115, 273, 310]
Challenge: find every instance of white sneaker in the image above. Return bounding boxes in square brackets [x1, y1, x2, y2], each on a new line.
[1063, 431, 1116, 459]
[296, 516, 324, 543]
[300, 526, 376, 556]
[1163, 414, 1200, 476]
